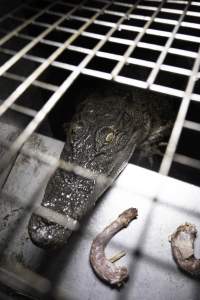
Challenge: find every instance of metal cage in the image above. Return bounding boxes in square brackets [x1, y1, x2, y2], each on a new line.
[0, 0, 200, 299]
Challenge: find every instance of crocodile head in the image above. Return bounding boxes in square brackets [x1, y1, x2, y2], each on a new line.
[28, 92, 151, 249]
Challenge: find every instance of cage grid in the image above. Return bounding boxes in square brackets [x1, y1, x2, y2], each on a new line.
[0, 0, 200, 299]
[0, 0, 199, 180]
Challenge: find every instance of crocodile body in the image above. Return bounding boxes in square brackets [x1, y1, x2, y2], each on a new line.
[28, 90, 173, 249]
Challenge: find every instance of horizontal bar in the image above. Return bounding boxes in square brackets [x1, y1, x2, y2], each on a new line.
[115, 75, 148, 88]
[160, 65, 192, 76]
[137, 42, 164, 51]
[150, 84, 185, 98]
[4, 72, 58, 92]
[34, 206, 80, 231]
[0, 265, 50, 300]
[82, 68, 112, 79]
[191, 93, 200, 101]
[127, 57, 155, 68]
[174, 153, 200, 170]
[154, 17, 178, 25]
[0, 98, 37, 118]
[96, 50, 121, 61]
[181, 21, 200, 30]
[175, 33, 200, 44]
[184, 120, 200, 132]
[168, 48, 198, 59]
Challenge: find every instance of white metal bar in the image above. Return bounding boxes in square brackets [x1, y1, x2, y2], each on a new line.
[104, 9, 127, 17]
[168, 0, 187, 3]
[160, 65, 192, 76]
[150, 84, 185, 97]
[127, 57, 155, 68]
[96, 51, 122, 61]
[68, 44, 92, 54]
[52, 61, 77, 72]
[137, 5, 158, 11]
[174, 153, 200, 170]
[34, 206, 80, 231]
[0, 98, 37, 117]
[168, 48, 197, 58]
[128, 14, 150, 21]
[94, 19, 117, 27]
[186, 11, 200, 17]
[115, 75, 148, 88]
[191, 1, 200, 6]
[0, 265, 51, 300]
[182, 21, 200, 30]
[108, 36, 136, 45]
[154, 17, 178, 25]
[175, 33, 200, 44]
[161, 8, 183, 14]
[138, 41, 164, 51]
[184, 120, 200, 132]
[4, 72, 58, 92]
[82, 68, 112, 79]
[146, 29, 172, 37]
[191, 93, 200, 101]
[99, 1, 132, 8]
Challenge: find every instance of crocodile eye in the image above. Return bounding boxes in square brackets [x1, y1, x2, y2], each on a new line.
[99, 127, 115, 144]
[96, 127, 116, 150]
[105, 132, 115, 143]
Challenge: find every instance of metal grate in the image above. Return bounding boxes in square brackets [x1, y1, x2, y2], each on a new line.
[0, 0, 200, 299]
[0, 0, 199, 184]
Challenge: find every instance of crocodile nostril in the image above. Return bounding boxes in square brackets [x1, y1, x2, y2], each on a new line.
[28, 214, 72, 250]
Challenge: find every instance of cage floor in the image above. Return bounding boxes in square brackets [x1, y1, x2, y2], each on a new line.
[0, 121, 200, 300]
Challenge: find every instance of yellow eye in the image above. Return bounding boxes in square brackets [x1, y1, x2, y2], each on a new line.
[105, 132, 115, 143]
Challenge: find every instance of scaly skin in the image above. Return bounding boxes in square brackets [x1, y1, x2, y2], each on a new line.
[28, 90, 173, 249]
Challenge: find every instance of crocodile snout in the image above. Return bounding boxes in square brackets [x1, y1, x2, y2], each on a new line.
[28, 214, 71, 250]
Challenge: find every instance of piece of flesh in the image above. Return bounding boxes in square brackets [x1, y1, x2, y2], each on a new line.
[169, 223, 200, 277]
[90, 208, 138, 287]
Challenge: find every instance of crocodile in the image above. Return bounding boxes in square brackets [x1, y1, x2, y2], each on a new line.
[28, 88, 174, 249]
